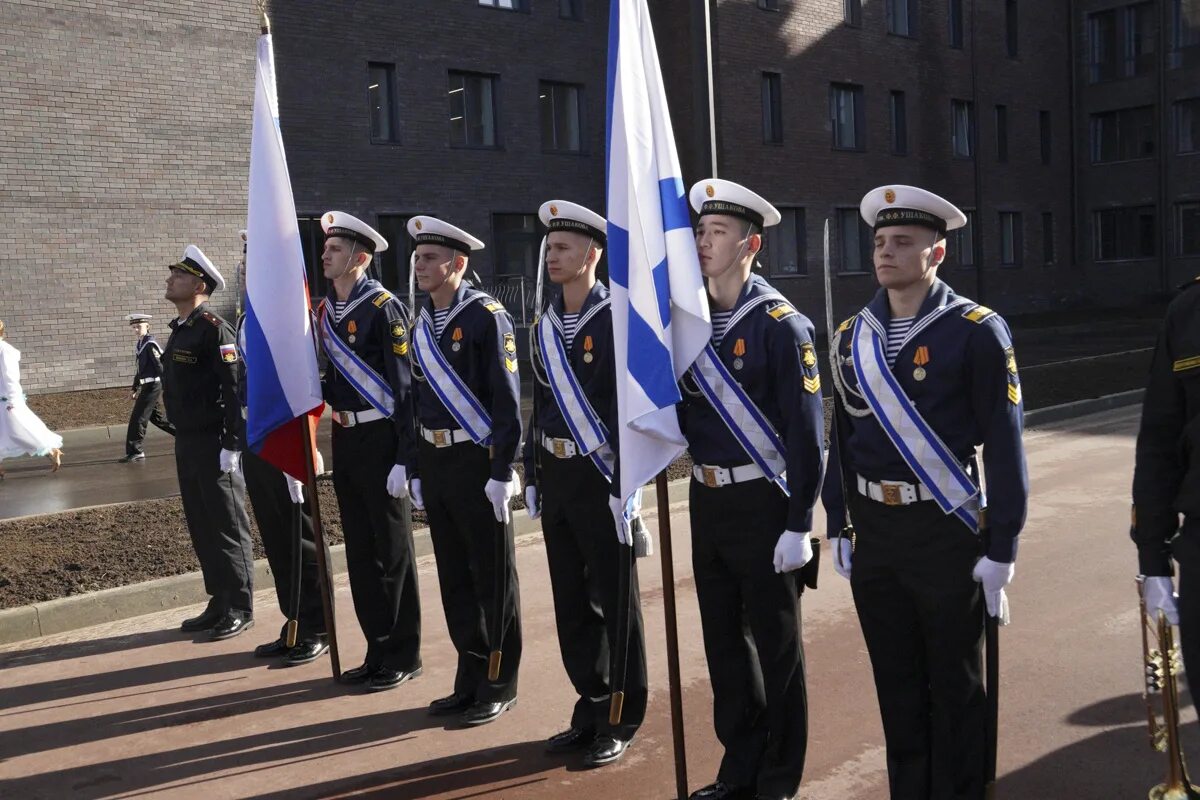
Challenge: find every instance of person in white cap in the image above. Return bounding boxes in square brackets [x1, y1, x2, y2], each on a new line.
[0, 318, 64, 477]
[523, 199, 647, 766]
[121, 313, 174, 462]
[677, 179, 825, 800]
[314, 211, 423, 692]
[822, 185, 1027, 799]
[162, 244, 256, 641]
[407, 214, 523, 726]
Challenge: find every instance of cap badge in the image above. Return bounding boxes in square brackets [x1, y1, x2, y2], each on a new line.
[884, 189, 896, 204]
[415, 219, 423, 231]
[325, 213, 335, 224]
[550, 205, 558, 216]
[705, 185, 715, 198]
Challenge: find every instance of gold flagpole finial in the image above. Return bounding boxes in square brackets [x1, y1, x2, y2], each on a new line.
[256, 1, 270, 33]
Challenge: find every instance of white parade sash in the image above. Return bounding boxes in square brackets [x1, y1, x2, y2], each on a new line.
[318, 305, 394, 417]
[411, 308, 492, 445]
[537, 307, 615, 481]
[851, 305, 981, 531]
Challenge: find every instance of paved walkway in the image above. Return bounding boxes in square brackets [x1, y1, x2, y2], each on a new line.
[2, 406, 1195, 798]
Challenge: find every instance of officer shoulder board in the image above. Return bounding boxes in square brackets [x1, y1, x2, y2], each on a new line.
[372, 291, 394, 308]
[766, 301, 797, 322]
[201, 311, 223, 328]
[961, 304, 996, 324]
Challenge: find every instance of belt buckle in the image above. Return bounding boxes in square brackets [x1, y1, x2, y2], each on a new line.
[337, 411, 354, 427]
[881, 483, 903, 506]
[702, 466, 719, 488]
[553, 439, 567, 458]
[433, 429, 448, 447]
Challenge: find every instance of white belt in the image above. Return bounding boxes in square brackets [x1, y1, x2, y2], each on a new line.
[693, 462, 765, 488]
[540, 433, 579, 459]
[855, 474, 935, 506]
[138, 377, 161, 385]
[333, 408, 388, 427]
[421, 425, 473, 448]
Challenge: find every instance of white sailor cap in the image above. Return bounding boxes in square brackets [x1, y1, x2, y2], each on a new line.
[538, 200, 607, 244]
[169, 245, 225, 293]
[321, 211, 388, 254]
[860, 185, 967, 236]
[689, 178, 782, 229]
[407, 216, 485, 255]
[125, 313, 152, 325]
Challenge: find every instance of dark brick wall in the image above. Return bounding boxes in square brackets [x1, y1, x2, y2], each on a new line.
[2, 0, 256, 394]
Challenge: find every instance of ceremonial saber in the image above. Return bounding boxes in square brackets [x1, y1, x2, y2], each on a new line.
[985, 611, 999, 797]
[609, 523, 633, 725]
[286, 497, 302, 648]
[656, 471, 689, 799]
[487, 512, 509, 682]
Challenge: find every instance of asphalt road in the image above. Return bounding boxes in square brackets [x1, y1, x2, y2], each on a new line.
[1, 405, 1195, 799]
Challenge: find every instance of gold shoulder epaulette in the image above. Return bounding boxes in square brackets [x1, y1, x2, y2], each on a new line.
[483, 300, 505, 314]
[836, 314, 856, 333]
[372, 291, 393, 308]
[766, 302, 797, 321]
[961, 304, 996, 324]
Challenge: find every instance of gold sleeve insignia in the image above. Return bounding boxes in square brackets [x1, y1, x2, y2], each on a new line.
[801, 342, 817, 368]
[503, 332, 517, 354]
[1173, 355, 1200, 373]
[766, 303, 797, 321]
[372, 292, 393, 308]
[803, 375, 821, 394]
[505, 356, 518, 373]
[962, 304, 996, 324]
[484, 301, 505, 314]
[391, 322, 406, 339]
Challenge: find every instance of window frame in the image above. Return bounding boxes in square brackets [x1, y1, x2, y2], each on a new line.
[1175, 96, 1200, 154]
[948, 0, 964, 48]
[999, 211, 1023, 267]
[448, 70, 501, 150]
[757, 0, 781, 10]
[367, 62, 400, 145]
[1093, 205, 1157, 261]
[478, 0, 528, 12]
[886, 0, 918, 37]
[1089, 105, 1157, 164]
[890, 90, 908, 155]
[995, 104, 1009, 163]
[836, 207, 873, 274]
[949, 209, 977, 267]
[491, 212, 543, 279]
[762, 72, 784, 145]
[1005, 0, 1019, 58]
[951, 99, 975, 159]
[539, 80, 586, 154]
[559, 0, 584, 20]
[830, 83, 866, 152]
[844, 0, 862, 28]
[762, 207, 808, 277]
[1178, 201, 1200, 256]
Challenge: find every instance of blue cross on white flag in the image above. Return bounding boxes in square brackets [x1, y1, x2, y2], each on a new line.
[606, 0, 711, 507]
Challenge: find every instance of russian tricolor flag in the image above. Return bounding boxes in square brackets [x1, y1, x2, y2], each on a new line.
[243, 27, 323, 481]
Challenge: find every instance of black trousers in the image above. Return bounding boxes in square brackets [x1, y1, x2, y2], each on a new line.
[125, 383, 174, 456]
[690, 477, 808, 799]
[421, 438, 522, 703]
[848, 491, 987, 800]
[242, 450, 326, 639]
[539, 448, 647, 740]
[1174, 518, 1200, 698]
[331, 419, 421, 671]
[175, 431, 254, 614]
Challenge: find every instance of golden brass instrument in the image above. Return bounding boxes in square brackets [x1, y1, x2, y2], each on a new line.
[1137, 576, 1200, 800]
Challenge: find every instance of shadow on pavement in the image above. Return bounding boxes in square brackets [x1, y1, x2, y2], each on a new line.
[0, 628, 182, 669]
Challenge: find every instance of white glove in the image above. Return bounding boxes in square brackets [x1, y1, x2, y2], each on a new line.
[773, 531, 814, 573]
[973, 557, 1015, 625]
[525, 486, 541, 520]
[219, 448, 241, 474]
[386, 465, 409, 499]
[484, 476, 520, 523]
[834, 537, 853, 580]
[1143, 576, 1180, 626]
[285, 475, 304, 503]
[314, 449, 325, 476]
[409, 477, 425, 511]
[610, 495, 632, 546]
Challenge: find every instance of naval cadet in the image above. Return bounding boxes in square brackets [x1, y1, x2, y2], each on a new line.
[679, 179, 825, 800]
[162, 246, 256, 640]
[317, 211, 422, 691]
[407, 215, 523, 726]
[1131, 275, 1200, 698]
[122, 313, 175, 462]
[523, 200, 647, 767]
[822, 185, 1028, 800]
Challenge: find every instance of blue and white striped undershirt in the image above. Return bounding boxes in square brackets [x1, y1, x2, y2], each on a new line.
[711, 309, 735, 347]
[333, 300, 347, 321]
[561, 312, 579, 349]
[434, 308, 451, 338]
[886, 316, 915, 367]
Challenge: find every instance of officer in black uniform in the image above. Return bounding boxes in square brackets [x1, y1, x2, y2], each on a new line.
[407, 215, 523, 726]
[1132, 275, 1200, 696]
[523, 200, 648, 767]
[823, 185, 1028, 800]
[680, 180, 825, 800]
[162, 245, 255, 641]
[316, 211, 422, 692]
[121, 313, 174, 462]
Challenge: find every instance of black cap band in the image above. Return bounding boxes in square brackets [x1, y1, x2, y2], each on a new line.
[325, 226, 377, 253]
[874, 208, 946, 236]
[699, 200, 764, 229]
[413, 232, 472, 255]
[170, 258, 217, 292]
[547, 218, 606, 244]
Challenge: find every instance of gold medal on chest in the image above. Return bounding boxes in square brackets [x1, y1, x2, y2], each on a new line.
[583, 352, 594, 363]
[912, 345, 930, 382]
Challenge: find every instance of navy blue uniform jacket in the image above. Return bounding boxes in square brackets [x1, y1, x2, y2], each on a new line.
[162, 304, 243, 449]
[132, 335, 165, 389]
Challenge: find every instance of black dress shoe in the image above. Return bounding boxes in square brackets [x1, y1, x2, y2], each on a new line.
[283, 637, 329, 666]
[461, 697, 517, 726]
[209, 613, 254, 641]
[366, 665, 423, 691]
[254, 637, 289, 658]
[428, 692, 475, 716]
[689, 782, 752, 800]
[180, 605, 224, 632]
[583, 735, 630, 767]
[545, 725, 596, 754]
[340, 662, 380, 684]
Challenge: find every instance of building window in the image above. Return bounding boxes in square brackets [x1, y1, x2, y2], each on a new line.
[763, 208, 806, 276]
[887, 0, 917, 36]
[1005, 0, 1019, 57]
[890, 91, 908, 155]
[1040, 110, 1052, 164]
[368, 63, 399, 143]
[479, 0, 526, 9]
[951, 99, 974, 158]
[1176, 97, 1200, 153]
[844, 0, 862, 27]
[758, 0, 780, 9]
[1094, 206, 1156, 260]
[1000, 212, 1023, 266]
[493, 213, 541, 278]
[763, 73, 783, 144]
[948, 0, 964, 48]
[1179, 203, 1200, 255]
[949, 210, 976, 266]
[539, 81, 583, 153]
[1173, 0, 1200, 55]
[448, 71, 498, 148]
[831, 83, 865, 151]
[995, 105, 1008, 162]
[1090, 4, 1157, 82]
[837, 207, 872, 273]
[376, 215, 415, 293]
[560, 0, 583, 19]
[1042, 212, 1055, 264]
[297, 216, 330, 298]
[1090, 106, 1156, 163]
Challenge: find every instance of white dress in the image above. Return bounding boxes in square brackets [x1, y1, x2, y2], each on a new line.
[0, 340, 63, 459]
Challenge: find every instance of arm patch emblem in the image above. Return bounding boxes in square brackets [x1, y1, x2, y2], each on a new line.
[503, 332, 517, 354]
[219, 343, 239, 363]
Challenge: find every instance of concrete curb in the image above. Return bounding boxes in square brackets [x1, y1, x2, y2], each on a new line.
[0, 477, 692, 647]
[59, 424, 173, 449]
[1023, 389, 1144, 428]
